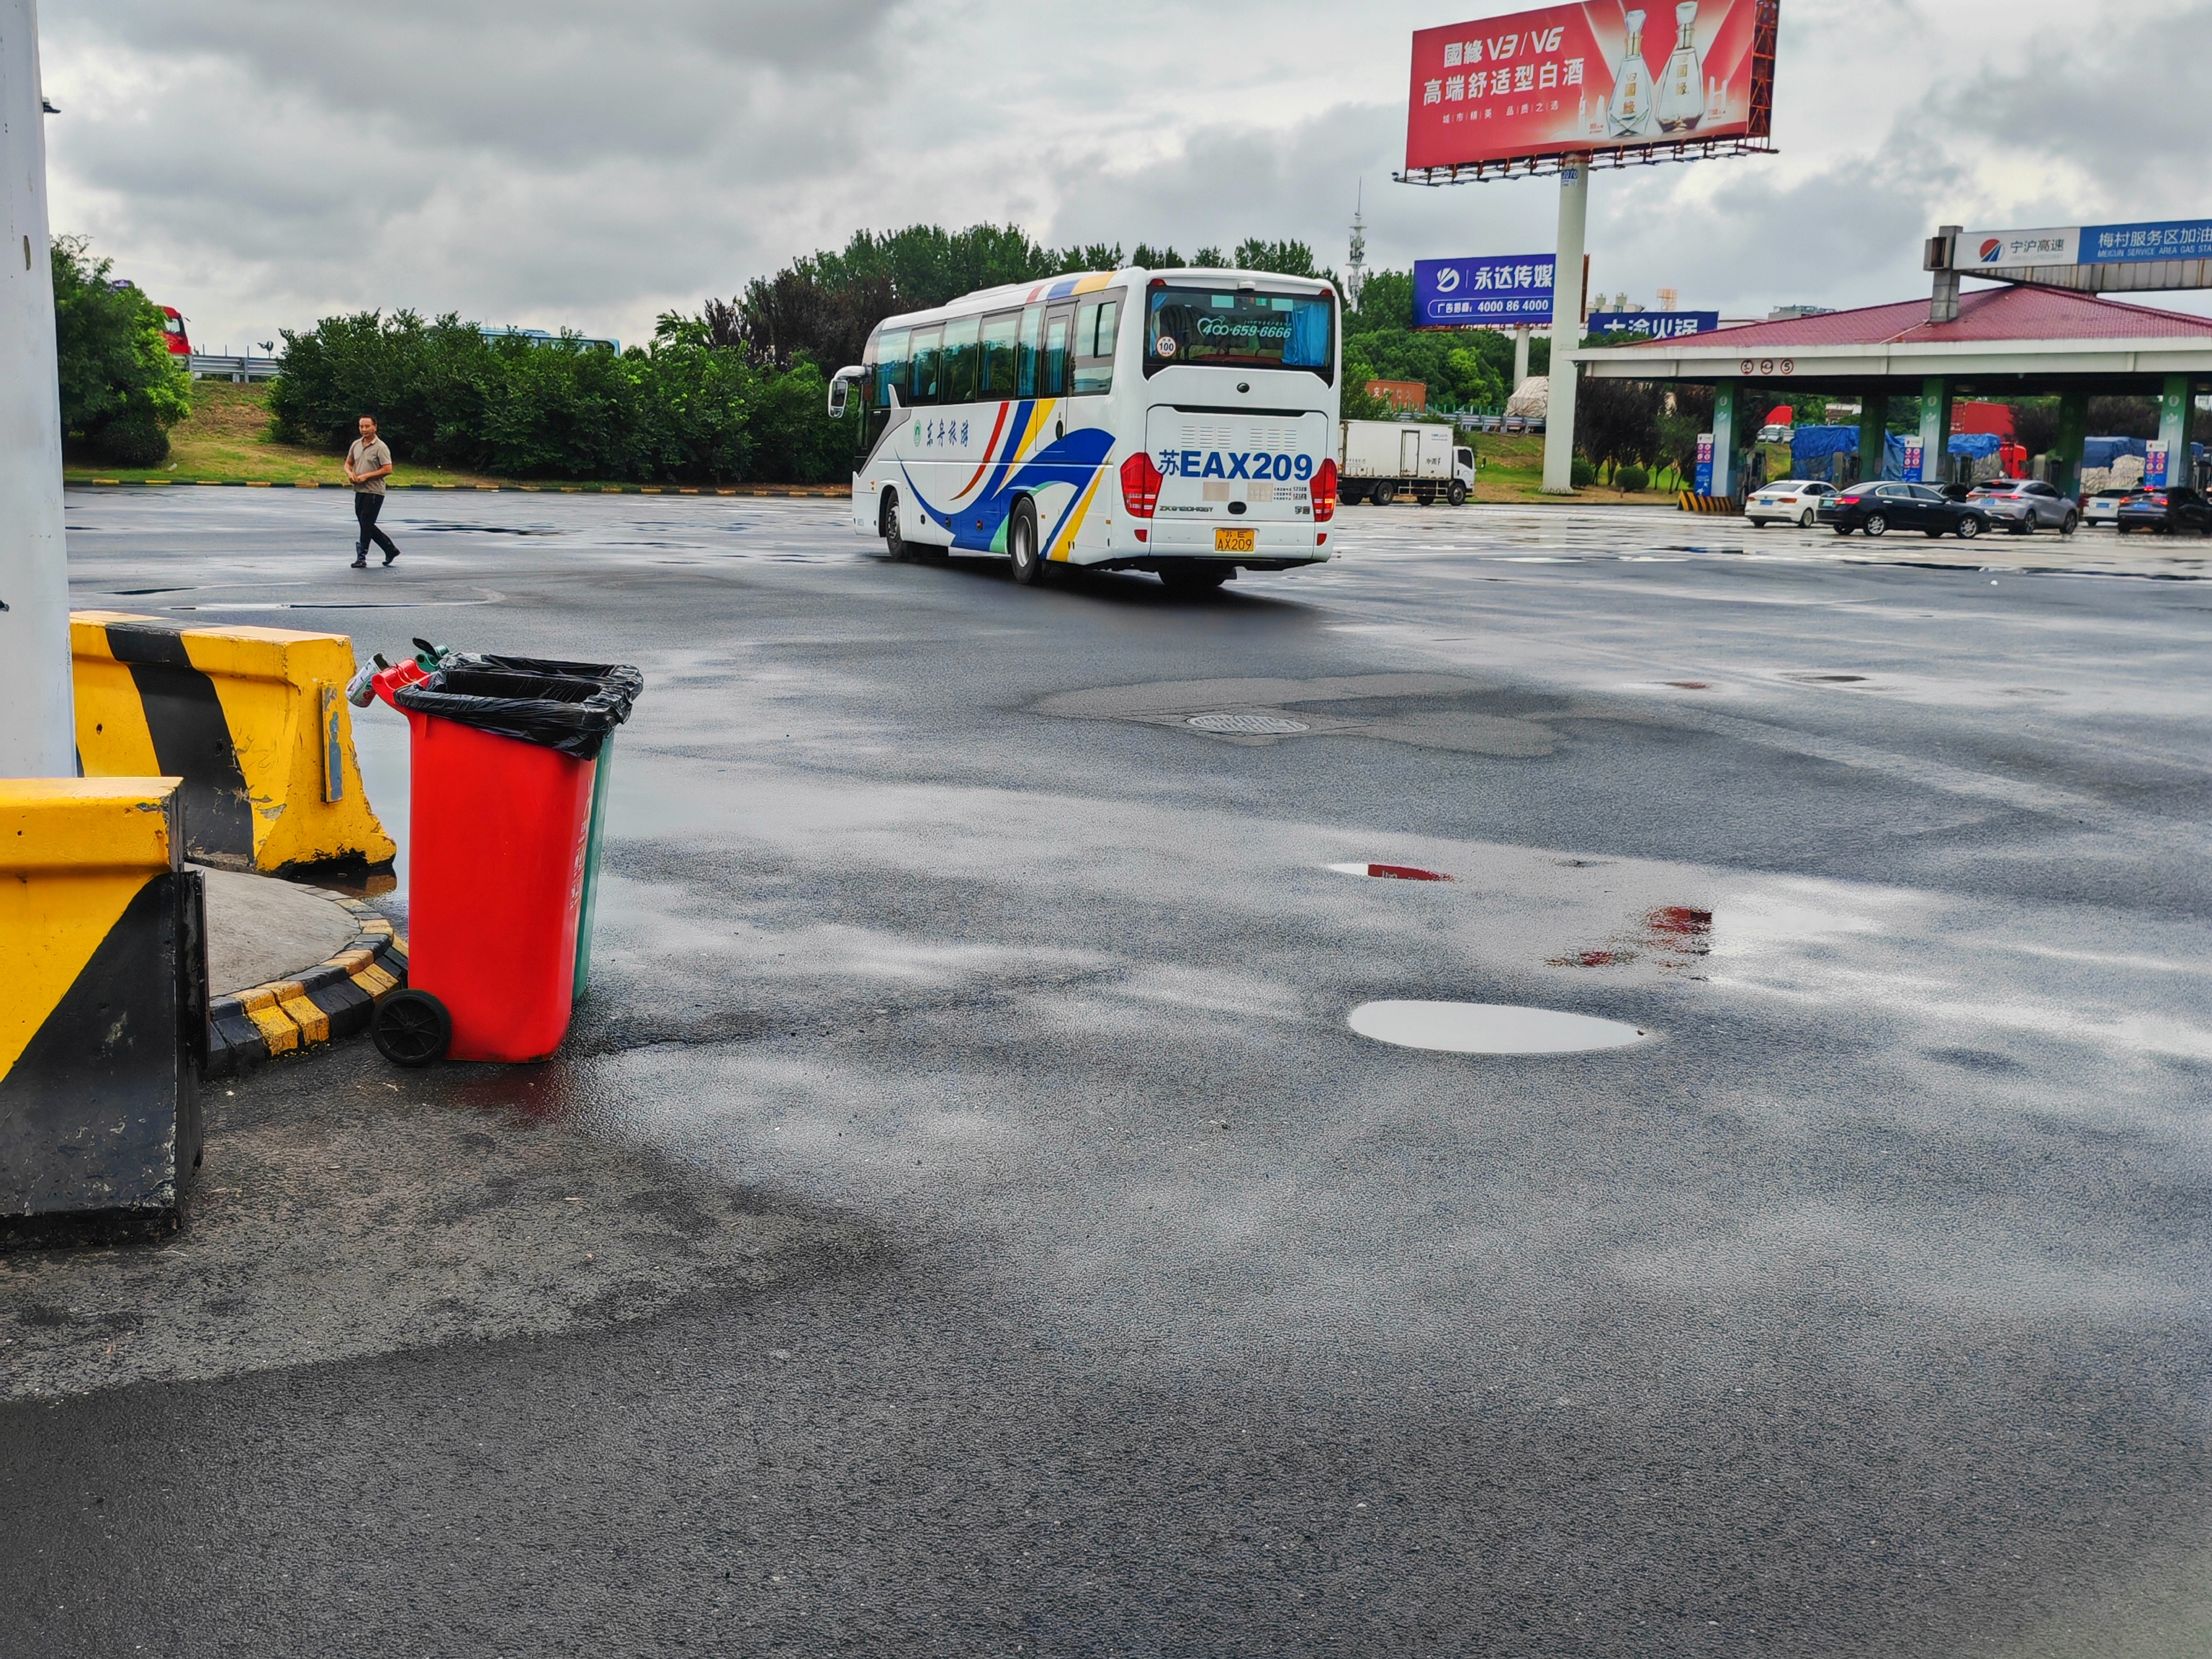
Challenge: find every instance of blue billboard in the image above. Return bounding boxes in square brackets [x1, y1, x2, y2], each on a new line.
[2080, 218, 2212, 264]
[1413, 255, 1556, 327]
[1588, 310, 1720, 343]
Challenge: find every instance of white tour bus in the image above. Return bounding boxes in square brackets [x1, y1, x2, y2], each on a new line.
[829, 268, 1341, 590]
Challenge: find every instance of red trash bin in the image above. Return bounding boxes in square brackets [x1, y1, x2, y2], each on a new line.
[363, 656, 638, 1064]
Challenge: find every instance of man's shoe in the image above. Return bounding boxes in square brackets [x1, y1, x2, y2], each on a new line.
[382, 551, 399, 566]
[351, 557, 368, 569]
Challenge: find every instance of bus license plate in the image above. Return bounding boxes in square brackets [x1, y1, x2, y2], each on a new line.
[1214, 529, 1256, 553]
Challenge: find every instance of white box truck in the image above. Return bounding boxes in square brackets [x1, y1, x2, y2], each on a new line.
[1339, 421, 1475, 505]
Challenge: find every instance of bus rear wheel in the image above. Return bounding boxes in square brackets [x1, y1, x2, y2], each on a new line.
[1008, 498, 1044, 585]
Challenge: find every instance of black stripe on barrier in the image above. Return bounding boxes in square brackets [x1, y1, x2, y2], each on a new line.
[0, 871, 204, 1221]
[103, 621, 258, 863]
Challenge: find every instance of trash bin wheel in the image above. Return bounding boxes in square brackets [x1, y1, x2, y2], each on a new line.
[373, 989, 451, 1068]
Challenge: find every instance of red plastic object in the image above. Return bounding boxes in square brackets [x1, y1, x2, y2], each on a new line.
[371, 662, 595, 1061]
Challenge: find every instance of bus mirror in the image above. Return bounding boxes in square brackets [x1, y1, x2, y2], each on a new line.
[827, 365, 863, 419]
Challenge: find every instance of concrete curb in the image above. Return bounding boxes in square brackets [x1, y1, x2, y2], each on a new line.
[68, 480, 851, 497]
[205, 894, 408, 1079]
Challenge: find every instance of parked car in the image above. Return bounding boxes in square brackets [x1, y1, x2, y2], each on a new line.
[2080, 487, 2139, 526]
[1755, 422, 1793, 444]
[1824, 480, 1993, 539]
[1966, 478, 2079, 535]
[1744, 479, 1838, 526]
[2115, 486, 2212, 536]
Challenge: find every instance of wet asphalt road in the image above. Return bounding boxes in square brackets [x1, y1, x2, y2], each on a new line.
[6, 490, 2211, 1657]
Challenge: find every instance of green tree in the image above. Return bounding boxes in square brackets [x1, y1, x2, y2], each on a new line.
[50, 235, 191, 465]
[1231, 238, 1318, 278]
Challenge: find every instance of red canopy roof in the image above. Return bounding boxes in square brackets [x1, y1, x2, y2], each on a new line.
[1637, 284, 2212, 350]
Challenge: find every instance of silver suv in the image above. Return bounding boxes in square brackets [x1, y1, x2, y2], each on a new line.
[1966, 478, 2078, 535]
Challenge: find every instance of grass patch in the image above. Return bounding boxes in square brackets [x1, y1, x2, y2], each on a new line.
[64, 380, 509, 487]
[1467, 431, 1686, 505]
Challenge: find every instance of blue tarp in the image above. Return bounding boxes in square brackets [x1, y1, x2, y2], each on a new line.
[1789, 425, 2007, 480]
[2082, 436, 2146, 470]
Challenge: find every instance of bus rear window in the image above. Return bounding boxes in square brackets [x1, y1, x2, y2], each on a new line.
[1146, 287, 1333, 380]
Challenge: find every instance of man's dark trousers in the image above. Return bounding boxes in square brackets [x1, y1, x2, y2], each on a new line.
[354, 491, 400, 563]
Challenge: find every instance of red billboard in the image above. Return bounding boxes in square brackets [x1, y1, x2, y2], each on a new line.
[1406, 1, 1777, 176]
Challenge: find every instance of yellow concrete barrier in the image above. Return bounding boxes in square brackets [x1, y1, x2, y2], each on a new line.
[72, 612, 396, 875]
[0, 778, 206, 1225]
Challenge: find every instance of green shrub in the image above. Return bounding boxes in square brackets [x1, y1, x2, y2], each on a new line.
[50, 236, 189, 453]
[1570, 456, 1596, 488]
[1617, 462, 1649, 492]
[96, 418, 171, 467]
[271, 310, 855, 484]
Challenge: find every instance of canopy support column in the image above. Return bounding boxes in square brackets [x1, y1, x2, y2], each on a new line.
[2157, 373, 2191, 489]
[1917, 376, 1952, 483]
[1858, 391, 1888, 485]
[2054, 390, 2088, 499]
[1709, 378, 1737, 499]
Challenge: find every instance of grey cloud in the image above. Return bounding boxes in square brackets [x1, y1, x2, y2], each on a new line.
[35, 0, 2212, 354]
[1943, 3, 2212, 187]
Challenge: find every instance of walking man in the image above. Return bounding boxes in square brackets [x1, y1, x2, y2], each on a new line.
[345, 415, 401, 568]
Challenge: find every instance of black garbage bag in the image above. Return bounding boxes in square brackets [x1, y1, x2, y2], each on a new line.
[392, 655, 644, 760]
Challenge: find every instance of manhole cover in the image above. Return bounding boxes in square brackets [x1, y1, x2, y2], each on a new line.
[1187, 713, 1310, 734]
[1348, 1001, 1648, 1055]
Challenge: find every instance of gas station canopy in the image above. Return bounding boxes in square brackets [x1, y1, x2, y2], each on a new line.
[1571, 284, 2212, 497]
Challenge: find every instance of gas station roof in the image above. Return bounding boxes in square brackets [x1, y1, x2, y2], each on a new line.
[1575, 284, 2212, 388]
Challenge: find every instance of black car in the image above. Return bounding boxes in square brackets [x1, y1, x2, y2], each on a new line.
[2115, 486, 2212, 536]
[1825, 481, 1994, 539]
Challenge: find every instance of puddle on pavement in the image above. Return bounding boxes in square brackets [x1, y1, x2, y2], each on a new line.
[1785, 673, 1868, 683]
[1349, 1000, 1648, 1055]
[1188, 713, 1310, 734]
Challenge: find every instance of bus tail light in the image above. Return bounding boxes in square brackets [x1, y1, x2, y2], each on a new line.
[1311, 458, 1338, 523]
[1120, 451, 1161, 518]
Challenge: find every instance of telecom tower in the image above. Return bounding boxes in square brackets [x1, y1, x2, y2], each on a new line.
[1346, 186, 1367, 312]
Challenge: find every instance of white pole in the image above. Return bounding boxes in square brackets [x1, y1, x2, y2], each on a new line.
[0, 0, 72, 777]
[1512, 325, 1530, 391]
[1539, 156, 1588, 494]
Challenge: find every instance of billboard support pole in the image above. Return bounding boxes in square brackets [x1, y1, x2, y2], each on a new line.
[1539, 155, 1588, 494]
[1512, 325, 1530, 390]
[0, 0, 73, 778]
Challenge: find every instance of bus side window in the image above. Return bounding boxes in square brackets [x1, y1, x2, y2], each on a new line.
[1041, 307, 1073, 397]
[1071, 294, 1120, 396]
[979, 310, 1020, 400]
[1015, 305, 1043, 398]
[942, 315, 981, 405]
[873, 328, 909, 410]
[909, 325, 943, 406]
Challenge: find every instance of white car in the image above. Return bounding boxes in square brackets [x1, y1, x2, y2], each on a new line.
[2081, 487, 2139, 526]
[1745, 480, 1838, 526]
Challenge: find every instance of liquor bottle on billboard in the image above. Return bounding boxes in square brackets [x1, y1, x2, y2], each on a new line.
[1655, 3, 1704, 132]
[1607, 10, 1655, 139]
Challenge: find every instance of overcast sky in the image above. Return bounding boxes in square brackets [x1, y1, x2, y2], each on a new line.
[37, 0, 2212, 354]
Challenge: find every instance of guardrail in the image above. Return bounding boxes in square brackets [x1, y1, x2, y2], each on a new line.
[189, 354, 281, 382]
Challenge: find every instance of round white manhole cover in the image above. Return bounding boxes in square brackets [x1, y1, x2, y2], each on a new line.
[1348, 1000, 1648, 1055]
[1187, 712, 1310, 734]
